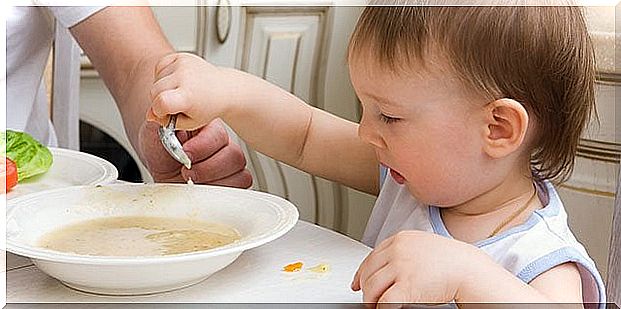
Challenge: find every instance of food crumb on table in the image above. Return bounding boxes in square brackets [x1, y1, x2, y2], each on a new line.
[282, 262, 303, 272]
[308, 263, 330, 273]
[282, 262, 330, 274]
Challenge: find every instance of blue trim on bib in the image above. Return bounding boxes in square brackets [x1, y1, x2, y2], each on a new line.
[516, 247, 606, 308]
[429, 206, 451, 237]
[428, 181, 563, 248]
[379, 165, 388, 189]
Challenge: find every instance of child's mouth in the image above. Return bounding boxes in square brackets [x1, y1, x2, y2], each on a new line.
[389, 169, 406, 184]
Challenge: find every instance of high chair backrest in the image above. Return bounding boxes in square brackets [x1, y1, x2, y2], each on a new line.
[608, 165, 621, 306]
[50, 22, 81, 150]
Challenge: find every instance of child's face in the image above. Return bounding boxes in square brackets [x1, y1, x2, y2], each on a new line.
[350, 55, 497, 206]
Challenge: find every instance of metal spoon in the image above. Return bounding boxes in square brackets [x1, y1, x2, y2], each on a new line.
[158, 114, 192, 169]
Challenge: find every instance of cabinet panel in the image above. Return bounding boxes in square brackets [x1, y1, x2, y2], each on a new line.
[152, 6, 200, 53]
[239, 9, 325, 222]
[243, 13, 320, 103]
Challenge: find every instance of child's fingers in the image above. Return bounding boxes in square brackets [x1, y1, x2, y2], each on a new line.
[173, 113, 203, 131]
[352, 248, 390, 291]
[374, 234, 397, 252]
[352, 251, 374, 291]
[151, 88, 191, 118]
[352, 267, 362, 291]
[150, 75, 179, 102]
[154, 53, 179, 79]
[377, 283, 408, 304]
[358, 251, 390, 290]
[156, 61, 179, 80]
[146, 108, 169, 126]
[146, 107, 200, 131]
[362, 264, 396, 304]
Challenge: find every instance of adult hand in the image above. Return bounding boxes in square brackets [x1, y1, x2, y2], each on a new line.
[138, 118, 253, 188]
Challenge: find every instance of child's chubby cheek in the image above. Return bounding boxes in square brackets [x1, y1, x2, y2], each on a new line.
[401, 172, 468, 206]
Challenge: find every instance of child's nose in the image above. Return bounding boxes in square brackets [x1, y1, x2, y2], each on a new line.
[358, 117, 387, 149]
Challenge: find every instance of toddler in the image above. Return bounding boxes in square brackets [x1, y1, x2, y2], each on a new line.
[148, 5, 605, 306]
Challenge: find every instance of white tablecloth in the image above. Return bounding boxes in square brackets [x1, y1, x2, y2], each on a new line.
[7, 221, 371, 303]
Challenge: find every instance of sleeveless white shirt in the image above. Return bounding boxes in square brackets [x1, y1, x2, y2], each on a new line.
[363, 168, 605, 306]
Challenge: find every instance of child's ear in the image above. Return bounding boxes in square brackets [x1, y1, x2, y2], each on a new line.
[482, 98, 529, 159]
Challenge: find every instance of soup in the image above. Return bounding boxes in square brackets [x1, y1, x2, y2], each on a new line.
[38, 216, 241, 256]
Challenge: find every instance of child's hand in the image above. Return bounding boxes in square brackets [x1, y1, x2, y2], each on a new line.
[147, 53, 245, 130]
[351, 230, 485, 304]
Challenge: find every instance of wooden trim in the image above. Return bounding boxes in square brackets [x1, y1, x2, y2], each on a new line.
[581, 138, 621, 148]
[596, 72, 621, 85]
[577, 138, 621, 164]
[246, 6, 329, 15]
[196, 4, 208, 57]
[559, 184, 615, 198]
[607, 166, 621, 305]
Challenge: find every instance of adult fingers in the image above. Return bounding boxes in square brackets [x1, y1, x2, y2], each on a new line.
[180, 119, 230, 163]
[197, 169, 253, 189]
[181, 142, 247, 184]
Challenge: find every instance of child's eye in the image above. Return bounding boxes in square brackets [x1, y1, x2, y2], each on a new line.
[380, 113, 401, 124]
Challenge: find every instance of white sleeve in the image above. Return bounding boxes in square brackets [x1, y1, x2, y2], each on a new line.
[43, 6, 107, 28]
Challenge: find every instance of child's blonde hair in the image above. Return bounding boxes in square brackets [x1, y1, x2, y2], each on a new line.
[348, 5, 596, 183]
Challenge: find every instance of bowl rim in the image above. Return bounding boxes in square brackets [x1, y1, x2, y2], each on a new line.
[7, 147, 119, 200]
[49, 147, 119, 183]
[7, 183, 299, 265]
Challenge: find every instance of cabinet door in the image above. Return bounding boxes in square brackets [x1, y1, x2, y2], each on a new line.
[236, 7, 327, 222]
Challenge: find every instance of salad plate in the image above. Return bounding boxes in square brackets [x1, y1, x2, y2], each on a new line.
[7, 147, 118, 200]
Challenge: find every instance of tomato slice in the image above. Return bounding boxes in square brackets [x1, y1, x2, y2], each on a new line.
[3, 157, 18, 192]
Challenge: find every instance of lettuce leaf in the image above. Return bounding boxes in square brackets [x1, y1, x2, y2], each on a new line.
[1, 130, 53, 181]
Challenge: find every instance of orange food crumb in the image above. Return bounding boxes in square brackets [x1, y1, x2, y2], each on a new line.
[283, 262, 303, 272]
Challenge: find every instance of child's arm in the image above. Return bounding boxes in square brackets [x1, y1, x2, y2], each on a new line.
[457, 261, 583, 305]
[352, 231, 584, 306]
[148, 53, 380, 195]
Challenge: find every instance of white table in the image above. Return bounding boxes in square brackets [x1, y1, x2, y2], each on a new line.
[6, 221, 371, 303]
